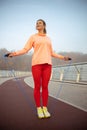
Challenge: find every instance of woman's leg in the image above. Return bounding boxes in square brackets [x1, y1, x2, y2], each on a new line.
[32, 65, 42, 107]
[41, 64, 52, 107]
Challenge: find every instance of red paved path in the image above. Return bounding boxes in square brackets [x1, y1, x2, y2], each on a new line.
[0, 77, 87, 130]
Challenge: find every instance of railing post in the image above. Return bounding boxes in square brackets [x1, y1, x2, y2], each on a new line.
[74, 65, 80, 83]
[60, 70, 64, 81]
[76, 72, 80, 82]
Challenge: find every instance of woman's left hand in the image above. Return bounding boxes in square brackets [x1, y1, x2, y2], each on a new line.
[64, 57, 72, 61]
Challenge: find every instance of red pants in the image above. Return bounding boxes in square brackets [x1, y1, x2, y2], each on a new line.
[32, 64, 52, 107]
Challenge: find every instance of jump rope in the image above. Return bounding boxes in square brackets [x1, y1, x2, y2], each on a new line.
[3, 53, 36, 114]
[3, 52, 72, 114]
[56, 60, 72, 99]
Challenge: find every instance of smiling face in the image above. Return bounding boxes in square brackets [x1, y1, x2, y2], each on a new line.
[36, 19, 46, 34]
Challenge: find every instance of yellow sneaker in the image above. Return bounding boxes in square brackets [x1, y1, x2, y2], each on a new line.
[37, 107, 44, 119]
[43, 107, 51, 118]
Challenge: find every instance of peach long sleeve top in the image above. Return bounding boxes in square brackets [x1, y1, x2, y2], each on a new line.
[13, 33, 64, 66]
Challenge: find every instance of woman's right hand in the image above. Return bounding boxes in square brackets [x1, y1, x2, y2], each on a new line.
[4, 53, 14, 58]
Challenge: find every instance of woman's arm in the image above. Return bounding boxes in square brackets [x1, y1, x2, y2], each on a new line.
[4, 35, 34, 57]
[50, 44, 71, 61]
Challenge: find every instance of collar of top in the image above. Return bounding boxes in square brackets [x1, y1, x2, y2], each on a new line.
[37, 33, 46, 36]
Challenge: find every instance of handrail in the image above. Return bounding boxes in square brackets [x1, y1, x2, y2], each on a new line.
[53, 62, 87, 68]
[52, 62, 87, 83]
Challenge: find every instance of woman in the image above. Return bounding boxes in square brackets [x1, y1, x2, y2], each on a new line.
[5, 19, 71, 119]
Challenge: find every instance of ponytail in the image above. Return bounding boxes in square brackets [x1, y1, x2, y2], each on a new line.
[44, 28, 47, 34]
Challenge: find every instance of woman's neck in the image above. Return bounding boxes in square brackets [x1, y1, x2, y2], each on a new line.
[37, 30, 46, 36]
[37, 33, 46, 36]
[38, 30, 44, 34]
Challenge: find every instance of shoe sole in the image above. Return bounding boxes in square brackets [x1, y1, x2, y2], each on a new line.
[44, 115, 51, 118]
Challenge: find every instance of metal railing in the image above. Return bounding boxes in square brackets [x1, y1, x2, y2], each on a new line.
[0, 70, 31, 78]
[52, 62, 87, 83]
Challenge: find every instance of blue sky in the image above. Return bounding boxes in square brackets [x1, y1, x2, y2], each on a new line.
[0, 0, 87, 53]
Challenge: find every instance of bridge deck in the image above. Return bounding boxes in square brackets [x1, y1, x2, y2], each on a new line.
[0, 77, 87, 130]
